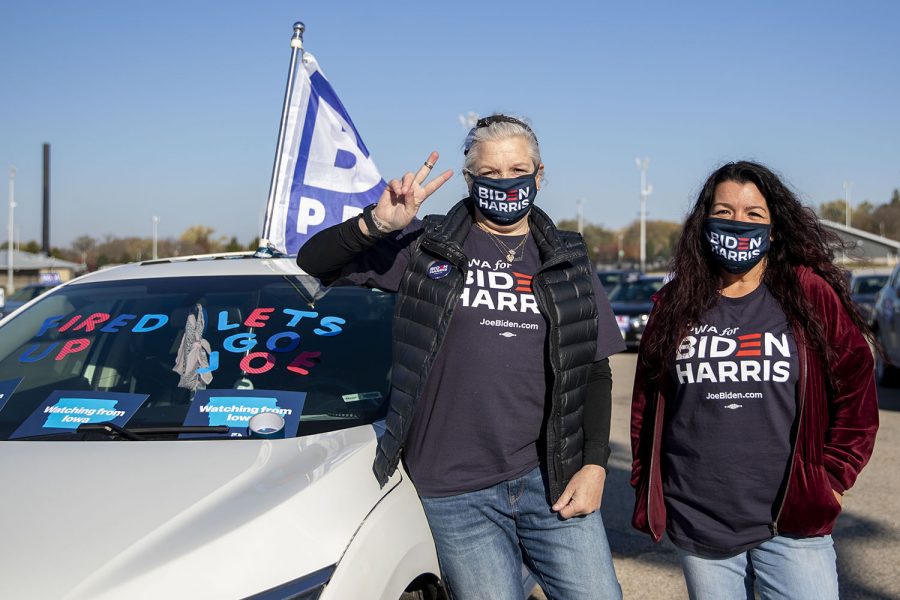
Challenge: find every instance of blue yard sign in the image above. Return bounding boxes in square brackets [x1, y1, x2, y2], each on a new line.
[10, 391, 148, 439]
[180, 389, 306, 438]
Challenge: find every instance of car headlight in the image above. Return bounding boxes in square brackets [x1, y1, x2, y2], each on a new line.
[243, 565, 334, 600]
[630, 314, 650, 329]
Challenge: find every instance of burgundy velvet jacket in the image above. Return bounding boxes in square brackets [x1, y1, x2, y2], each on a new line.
[630, 266, 879, 542]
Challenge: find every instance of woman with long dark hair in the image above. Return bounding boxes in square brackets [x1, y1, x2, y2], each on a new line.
[630, 161, 878, 599]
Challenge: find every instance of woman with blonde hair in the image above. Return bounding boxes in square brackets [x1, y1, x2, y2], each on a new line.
[299, 114, 624, 599]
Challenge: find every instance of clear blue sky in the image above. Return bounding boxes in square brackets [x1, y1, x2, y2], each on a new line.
[1, 0, 898, 247]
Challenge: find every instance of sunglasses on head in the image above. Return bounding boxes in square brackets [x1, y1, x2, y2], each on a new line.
[475, 115, 534, 134]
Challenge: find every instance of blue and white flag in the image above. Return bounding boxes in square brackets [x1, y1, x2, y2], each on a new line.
[263, 51, 385, 255]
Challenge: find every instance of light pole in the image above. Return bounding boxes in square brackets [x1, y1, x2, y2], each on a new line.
[152, 216, 160, 259]
[843, 181, 852, 228]
[636, 158, 653, 272]
[7, 167, 16, 295]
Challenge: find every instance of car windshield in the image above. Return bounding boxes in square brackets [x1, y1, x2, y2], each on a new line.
[0, 275, 394, 440]
[608, 278, 664, 303]
[852, 275, 887, 295]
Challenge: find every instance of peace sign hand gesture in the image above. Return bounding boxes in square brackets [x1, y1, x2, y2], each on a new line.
[364, 151, 453, 235]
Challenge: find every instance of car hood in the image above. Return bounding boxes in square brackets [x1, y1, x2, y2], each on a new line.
[0, 426, 397, 599]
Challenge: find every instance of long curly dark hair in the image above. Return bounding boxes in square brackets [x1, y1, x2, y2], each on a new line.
[641, 161, 873, 382]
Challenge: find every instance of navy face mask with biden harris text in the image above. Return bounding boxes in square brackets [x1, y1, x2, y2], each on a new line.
[704, 217, 772, 274]
[469, 167, 539, 226]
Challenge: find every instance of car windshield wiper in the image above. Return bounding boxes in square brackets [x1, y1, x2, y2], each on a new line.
[8, 425, 143, 441]
[8, 431, 85, 441]
[76, 422, 230, 440]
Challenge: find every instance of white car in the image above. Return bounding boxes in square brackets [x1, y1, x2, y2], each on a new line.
[0, 253, 443, 599]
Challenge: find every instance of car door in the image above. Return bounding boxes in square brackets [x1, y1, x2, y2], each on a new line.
[881, 266, 900, 364]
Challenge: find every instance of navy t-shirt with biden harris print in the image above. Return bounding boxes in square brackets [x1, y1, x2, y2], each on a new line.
[663, 284, 799, 558]
[404, 225, 624, 497]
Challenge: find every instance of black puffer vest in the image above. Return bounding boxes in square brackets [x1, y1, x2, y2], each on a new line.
[373, 200, 598, 502]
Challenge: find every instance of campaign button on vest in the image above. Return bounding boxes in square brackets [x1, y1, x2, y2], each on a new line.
[427, 261, 452, 279]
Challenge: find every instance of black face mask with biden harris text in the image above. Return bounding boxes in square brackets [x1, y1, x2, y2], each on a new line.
[469, 167, 539, 226]
[704, 217, 771, 274]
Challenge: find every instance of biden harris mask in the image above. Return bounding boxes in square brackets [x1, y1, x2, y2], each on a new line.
[704, 217, 771, 274]
[469, 167, 539, 226]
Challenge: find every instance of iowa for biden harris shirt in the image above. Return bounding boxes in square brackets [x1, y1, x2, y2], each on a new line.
[663, 284, 799, 557]
[403, 225, 624, 497]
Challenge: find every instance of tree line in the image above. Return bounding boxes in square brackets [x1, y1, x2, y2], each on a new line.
[2, 226, 259, 271]
[817, 188, 900, 239]
[556, 218, 682, 269]
[563, 186, 900, 269]
[12, 221, 681, 272]
[8, 186, 899, 272]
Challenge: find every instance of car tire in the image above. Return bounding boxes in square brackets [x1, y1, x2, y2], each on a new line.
[400, 577, 447, 600]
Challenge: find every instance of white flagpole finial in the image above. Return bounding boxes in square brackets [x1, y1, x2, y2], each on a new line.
[291, 22, 305, 49]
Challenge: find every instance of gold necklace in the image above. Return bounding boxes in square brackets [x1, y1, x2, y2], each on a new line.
[478, 223, 530, 262]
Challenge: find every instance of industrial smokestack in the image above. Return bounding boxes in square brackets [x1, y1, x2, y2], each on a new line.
[42, 143, 50, 255]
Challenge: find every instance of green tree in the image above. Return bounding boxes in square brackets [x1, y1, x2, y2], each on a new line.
[224, 236, 243, 252]
[818, 199, 847, 223]
[818, 194, 900, 239]
[179, 226, 223, 254]
[871, 203, 900, 240]
[72, 235, 96, 256]
[621, 220, 683, 269]
[851, 201, 876, 234]
[556, 219, 616, 265]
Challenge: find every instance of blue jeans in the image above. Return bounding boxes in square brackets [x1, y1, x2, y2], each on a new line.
[418, 466, 622, 600]
[678, 535, 838, 600]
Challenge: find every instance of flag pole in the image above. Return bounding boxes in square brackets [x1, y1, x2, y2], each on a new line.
[259, 21, 306, 251]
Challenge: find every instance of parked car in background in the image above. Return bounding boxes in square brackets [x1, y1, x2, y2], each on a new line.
[596, 269, 641, 295]
[848, 271, 889, 325]
[0, 281, 60, 317]
[0, 254, 444, 599]
[608, 274, 665, 350]
[870, 264, 900, 386]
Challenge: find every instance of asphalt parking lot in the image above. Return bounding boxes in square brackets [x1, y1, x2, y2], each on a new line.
[531, 352, 900, 600]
